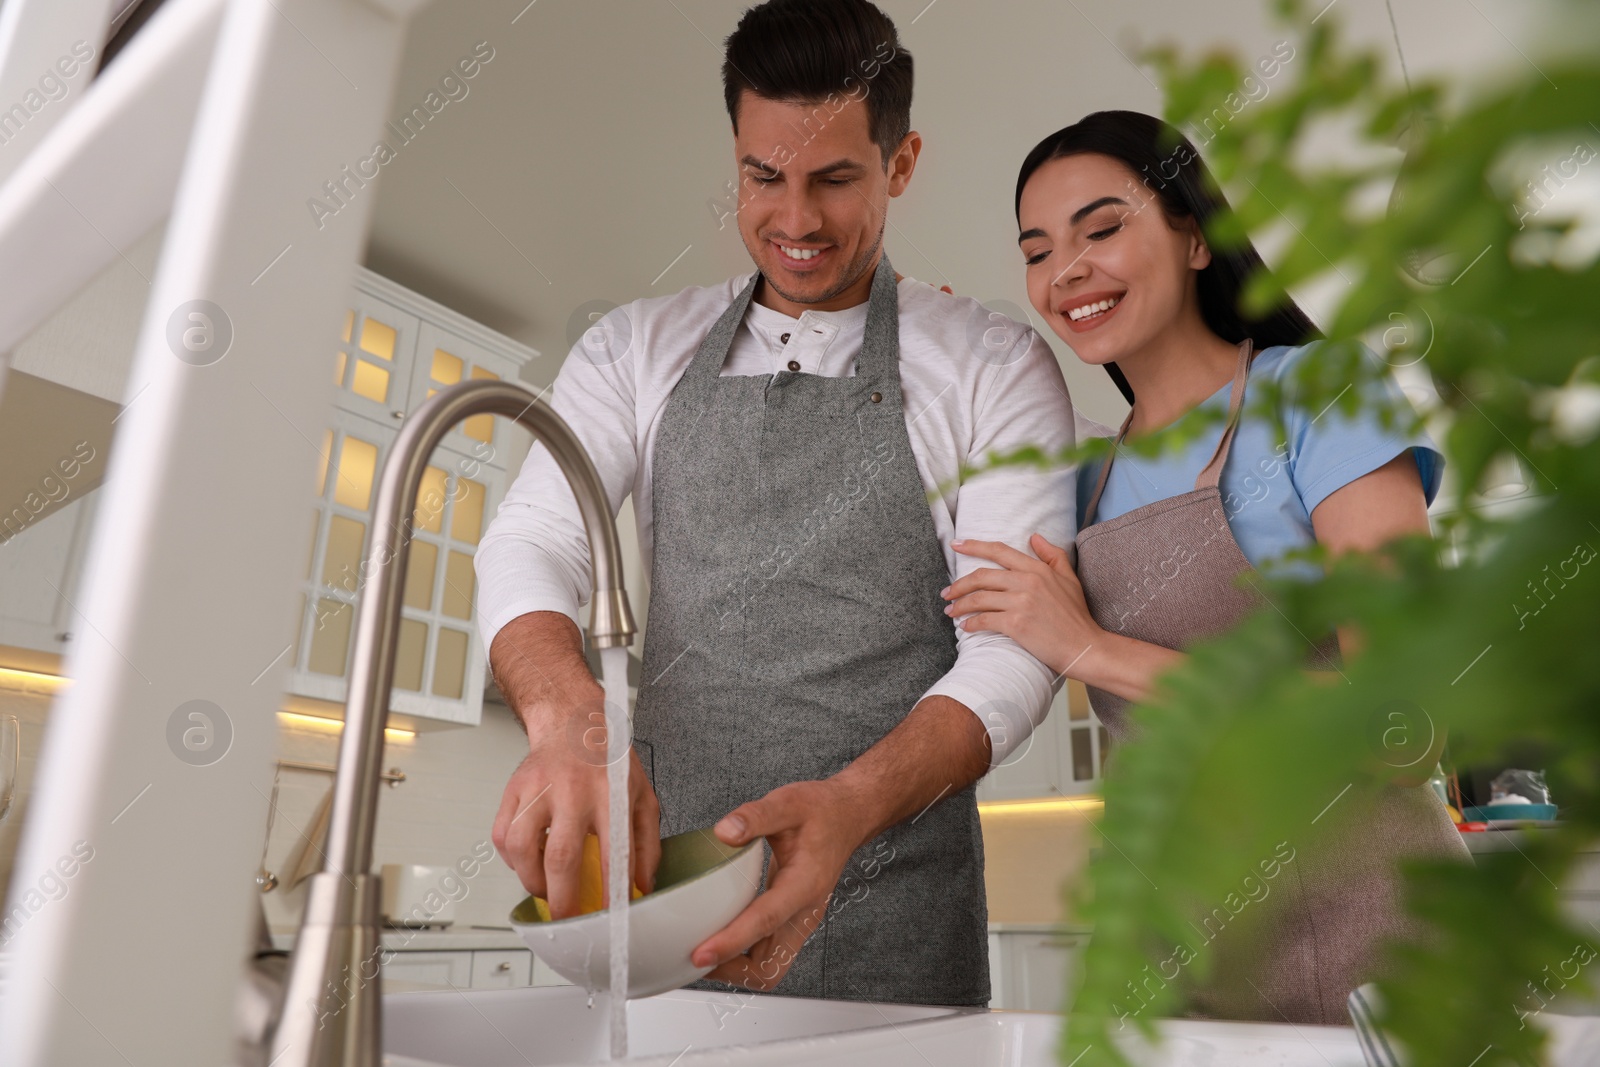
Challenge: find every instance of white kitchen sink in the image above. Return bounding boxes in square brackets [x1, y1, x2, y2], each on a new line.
[382, 986, 1368, 1067]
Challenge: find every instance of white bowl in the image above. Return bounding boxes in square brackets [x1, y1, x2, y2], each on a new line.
[509, 828, 763, 998]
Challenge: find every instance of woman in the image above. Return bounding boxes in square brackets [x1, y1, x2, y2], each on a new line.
[941, 111, 1468, 1025]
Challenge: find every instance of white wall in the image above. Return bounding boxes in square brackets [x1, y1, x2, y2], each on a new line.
[361, 0, 1534, 429]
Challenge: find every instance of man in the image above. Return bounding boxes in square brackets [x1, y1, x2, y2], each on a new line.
[476, 0, 1076, 1006]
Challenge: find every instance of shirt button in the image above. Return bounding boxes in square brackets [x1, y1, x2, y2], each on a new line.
[780, 332, 791, 344]
[787, 360, 801, 372]
[870, 392, 883, 404]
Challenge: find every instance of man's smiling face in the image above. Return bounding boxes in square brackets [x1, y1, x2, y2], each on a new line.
[732, 90, 918, 313]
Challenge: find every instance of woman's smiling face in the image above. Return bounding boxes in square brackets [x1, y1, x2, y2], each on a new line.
[1017, 152, 1211, 367]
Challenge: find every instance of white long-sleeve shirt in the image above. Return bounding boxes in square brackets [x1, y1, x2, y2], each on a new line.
[474, 272, 1080, 766]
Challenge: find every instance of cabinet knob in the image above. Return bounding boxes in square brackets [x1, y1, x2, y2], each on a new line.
[494, 961, 511, 973]
[391, 410, 405, 420]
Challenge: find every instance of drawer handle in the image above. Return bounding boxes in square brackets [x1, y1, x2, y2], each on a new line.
[495, 961, 512, 974]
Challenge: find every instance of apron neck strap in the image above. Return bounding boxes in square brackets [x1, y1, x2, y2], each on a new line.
[855, 254, 900, 380]
[680, 271, 763, 391]
[680, 256, 899, 389]
[1194, 338, 1255, 490]
[1078, 338, 1255, 529]
[1079, 408, 1134, 529]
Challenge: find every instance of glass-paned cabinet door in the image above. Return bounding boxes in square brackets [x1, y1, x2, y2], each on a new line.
[290, 407, 390, 706]
[405, 321, 512, 473]
[385, 436, 498, 723]
[975, 679, 1106, 801]
[1054, 679, 1108, 793]
[287, 409, 493, 725]
[334, 294, 422, 425]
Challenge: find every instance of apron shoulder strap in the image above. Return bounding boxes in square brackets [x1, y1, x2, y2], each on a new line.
[679, 272, 763, 393]
[1194, 338, 1256, 490]
[854, 255, 901, 382]
[1079, 338, 1255, 529]
[1079, 410, 1134, 529]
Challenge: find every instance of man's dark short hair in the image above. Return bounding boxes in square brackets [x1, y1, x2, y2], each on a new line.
[722, 0, 913, 168]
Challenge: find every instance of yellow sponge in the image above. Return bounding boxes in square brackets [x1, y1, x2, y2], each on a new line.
[532, 834, 644, 922]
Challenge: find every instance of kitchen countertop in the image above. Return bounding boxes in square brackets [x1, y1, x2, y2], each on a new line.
[988, 922, 1092, 935]
[1458, 826, 1599, 854]
[269, 926, 529, 953]
[270, 922, 1096, 953]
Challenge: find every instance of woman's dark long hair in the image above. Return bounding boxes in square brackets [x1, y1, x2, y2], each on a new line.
[1015, 110, 1319, 404]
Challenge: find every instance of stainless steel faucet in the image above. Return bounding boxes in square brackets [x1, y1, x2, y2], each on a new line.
[237, 380, 637, 1067]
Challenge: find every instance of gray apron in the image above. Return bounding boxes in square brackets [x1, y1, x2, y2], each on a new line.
[1076, 340, 1468, 1025]
[633, 256, 989, 1006]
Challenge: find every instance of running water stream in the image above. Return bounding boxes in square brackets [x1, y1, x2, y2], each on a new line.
[600, 644, 632, 1059]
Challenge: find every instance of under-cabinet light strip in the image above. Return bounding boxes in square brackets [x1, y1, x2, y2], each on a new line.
[277, 710, 415, 741]
[977, 796, 1104, 816]
[0, 667, 415, 740]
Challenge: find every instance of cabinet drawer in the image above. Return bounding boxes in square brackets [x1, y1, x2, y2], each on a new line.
[1566, 853, 1600, 892]
[381, 950, 473, 989]
[470, 950, 532, 989]
[531, 954, 573, 987]
[990, 931, 1086, 1012]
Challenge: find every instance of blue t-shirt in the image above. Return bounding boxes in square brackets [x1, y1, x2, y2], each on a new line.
[1076, 342, 1443, 577]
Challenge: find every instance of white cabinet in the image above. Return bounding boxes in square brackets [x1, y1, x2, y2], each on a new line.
[0, 269, 534, 732]
[1565, 849, 1600, 928]
[988, 927, 1087, 1012]
[381, 950, 475, 989]
[1466, 835, 1600, 933]
[532, 954, 574, 988]
[470, 949, 533, 989]
[0, 492, 98, 657]
[371, 934, 1085, 1005]
[281, 269, 535, 729]
[333, 290, 422, 425]
[408, 319, 520, 467]
[378, 946, 544, 990]
[978, 679, 1107, 802]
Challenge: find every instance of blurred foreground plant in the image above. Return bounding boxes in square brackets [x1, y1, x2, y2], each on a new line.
[1040, 2, 1600, 1065]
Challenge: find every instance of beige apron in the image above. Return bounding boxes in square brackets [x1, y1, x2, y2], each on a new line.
[1075, 340, 1468, 1025]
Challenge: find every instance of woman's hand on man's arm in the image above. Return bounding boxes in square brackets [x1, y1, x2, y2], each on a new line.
[943, 534, 1182, 703]
[943, 454, 1440, 778]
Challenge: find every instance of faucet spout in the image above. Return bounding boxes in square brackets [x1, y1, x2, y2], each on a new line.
[250, 380, 635, 1067]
